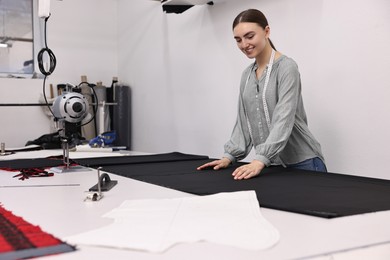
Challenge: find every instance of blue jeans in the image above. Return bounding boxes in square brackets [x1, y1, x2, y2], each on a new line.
[286, 157, 327, 172]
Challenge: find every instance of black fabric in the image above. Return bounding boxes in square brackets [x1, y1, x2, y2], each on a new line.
[112, 85, 132, 149]
[75, 152, 390, 218]
[0, 152, 207, 170]
[3, 152, 390, 218]
[74, 152, 209, 167]
[0, 157, 64, 170]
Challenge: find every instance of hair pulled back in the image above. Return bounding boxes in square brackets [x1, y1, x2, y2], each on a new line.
[232, 9, 276, 50]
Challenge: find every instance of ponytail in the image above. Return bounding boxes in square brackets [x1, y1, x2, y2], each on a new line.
[269, 38, 276, 51]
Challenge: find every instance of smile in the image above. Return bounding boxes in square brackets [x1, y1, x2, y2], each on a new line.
[244, 47, 255, 54]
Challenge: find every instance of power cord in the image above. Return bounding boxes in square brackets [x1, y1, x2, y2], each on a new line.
[38, 14, 57, 119]
[37, 15, 56, 76]
[77, 82, 99, 127]
[37, 15, 97, 129]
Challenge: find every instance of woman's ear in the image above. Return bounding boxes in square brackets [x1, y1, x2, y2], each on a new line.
[264, 26, 271, 38]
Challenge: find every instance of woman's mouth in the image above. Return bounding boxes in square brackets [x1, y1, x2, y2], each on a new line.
[244, 47, 255, 55]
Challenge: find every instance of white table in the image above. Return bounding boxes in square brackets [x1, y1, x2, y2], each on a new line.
[1, 150, 390, 259]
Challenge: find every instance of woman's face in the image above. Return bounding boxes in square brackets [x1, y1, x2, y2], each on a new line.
[233, 22, 269, 59]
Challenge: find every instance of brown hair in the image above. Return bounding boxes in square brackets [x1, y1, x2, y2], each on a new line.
[232, 9, 276, 50]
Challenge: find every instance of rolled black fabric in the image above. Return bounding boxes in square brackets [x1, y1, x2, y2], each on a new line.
[112, 85, 131, 149]
[74, 152, 209, 168]
[0, 157, 64, 170]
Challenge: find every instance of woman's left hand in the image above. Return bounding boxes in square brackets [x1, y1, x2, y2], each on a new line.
[232, 160, 265, 180]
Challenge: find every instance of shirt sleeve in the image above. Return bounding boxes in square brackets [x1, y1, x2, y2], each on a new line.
[223, 68, 253, 163]
[254, 60, 301, 166]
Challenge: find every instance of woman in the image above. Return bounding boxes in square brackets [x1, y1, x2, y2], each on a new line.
[197, 9, 326, 180]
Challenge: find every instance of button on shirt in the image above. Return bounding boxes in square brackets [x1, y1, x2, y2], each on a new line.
[223, 55, 324, 166]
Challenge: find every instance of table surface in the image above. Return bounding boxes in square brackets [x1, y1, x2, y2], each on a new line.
[1, 150, 390, 260]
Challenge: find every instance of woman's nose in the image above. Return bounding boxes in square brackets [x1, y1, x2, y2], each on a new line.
[242, 39, 250, 48]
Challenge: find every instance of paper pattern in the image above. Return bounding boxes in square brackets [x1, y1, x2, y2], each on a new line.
[65, 191, 279, 252]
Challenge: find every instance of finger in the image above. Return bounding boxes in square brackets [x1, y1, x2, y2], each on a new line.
[197, 161, 218, 170]
[232, 166, 243, 176]
[243, 172, 253, 179]
[237, 171, 251, 180]
[233, 166, 254, 180]
[197, 163, 210, 170]
[213, 161, 226, 170]
[233, 167, 248, 180]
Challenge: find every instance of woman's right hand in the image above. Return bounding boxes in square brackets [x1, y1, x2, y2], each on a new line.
[196, 157, 232, 171]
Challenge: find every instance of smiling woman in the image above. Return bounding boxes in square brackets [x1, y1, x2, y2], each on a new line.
[0, 0, 34, 76]
[197, 9, 326, 180]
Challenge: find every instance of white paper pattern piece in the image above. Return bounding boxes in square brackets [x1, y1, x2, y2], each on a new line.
[65, 191, 279, 252]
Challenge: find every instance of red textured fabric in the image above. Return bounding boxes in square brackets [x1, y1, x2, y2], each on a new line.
[0, 204, 63, 253]
[0, 235, 12, 252]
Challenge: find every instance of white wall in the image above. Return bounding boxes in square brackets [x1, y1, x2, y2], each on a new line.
[117, 0, 390, 179]
[0, 0, 117, 147]
[1, 0, 389, 180]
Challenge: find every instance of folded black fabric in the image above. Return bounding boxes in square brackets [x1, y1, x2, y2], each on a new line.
[76, 153, 390, 218]
[0, 157, 64, 170]
[74, 152, 209, 168]
[0, 152, 207, 170]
